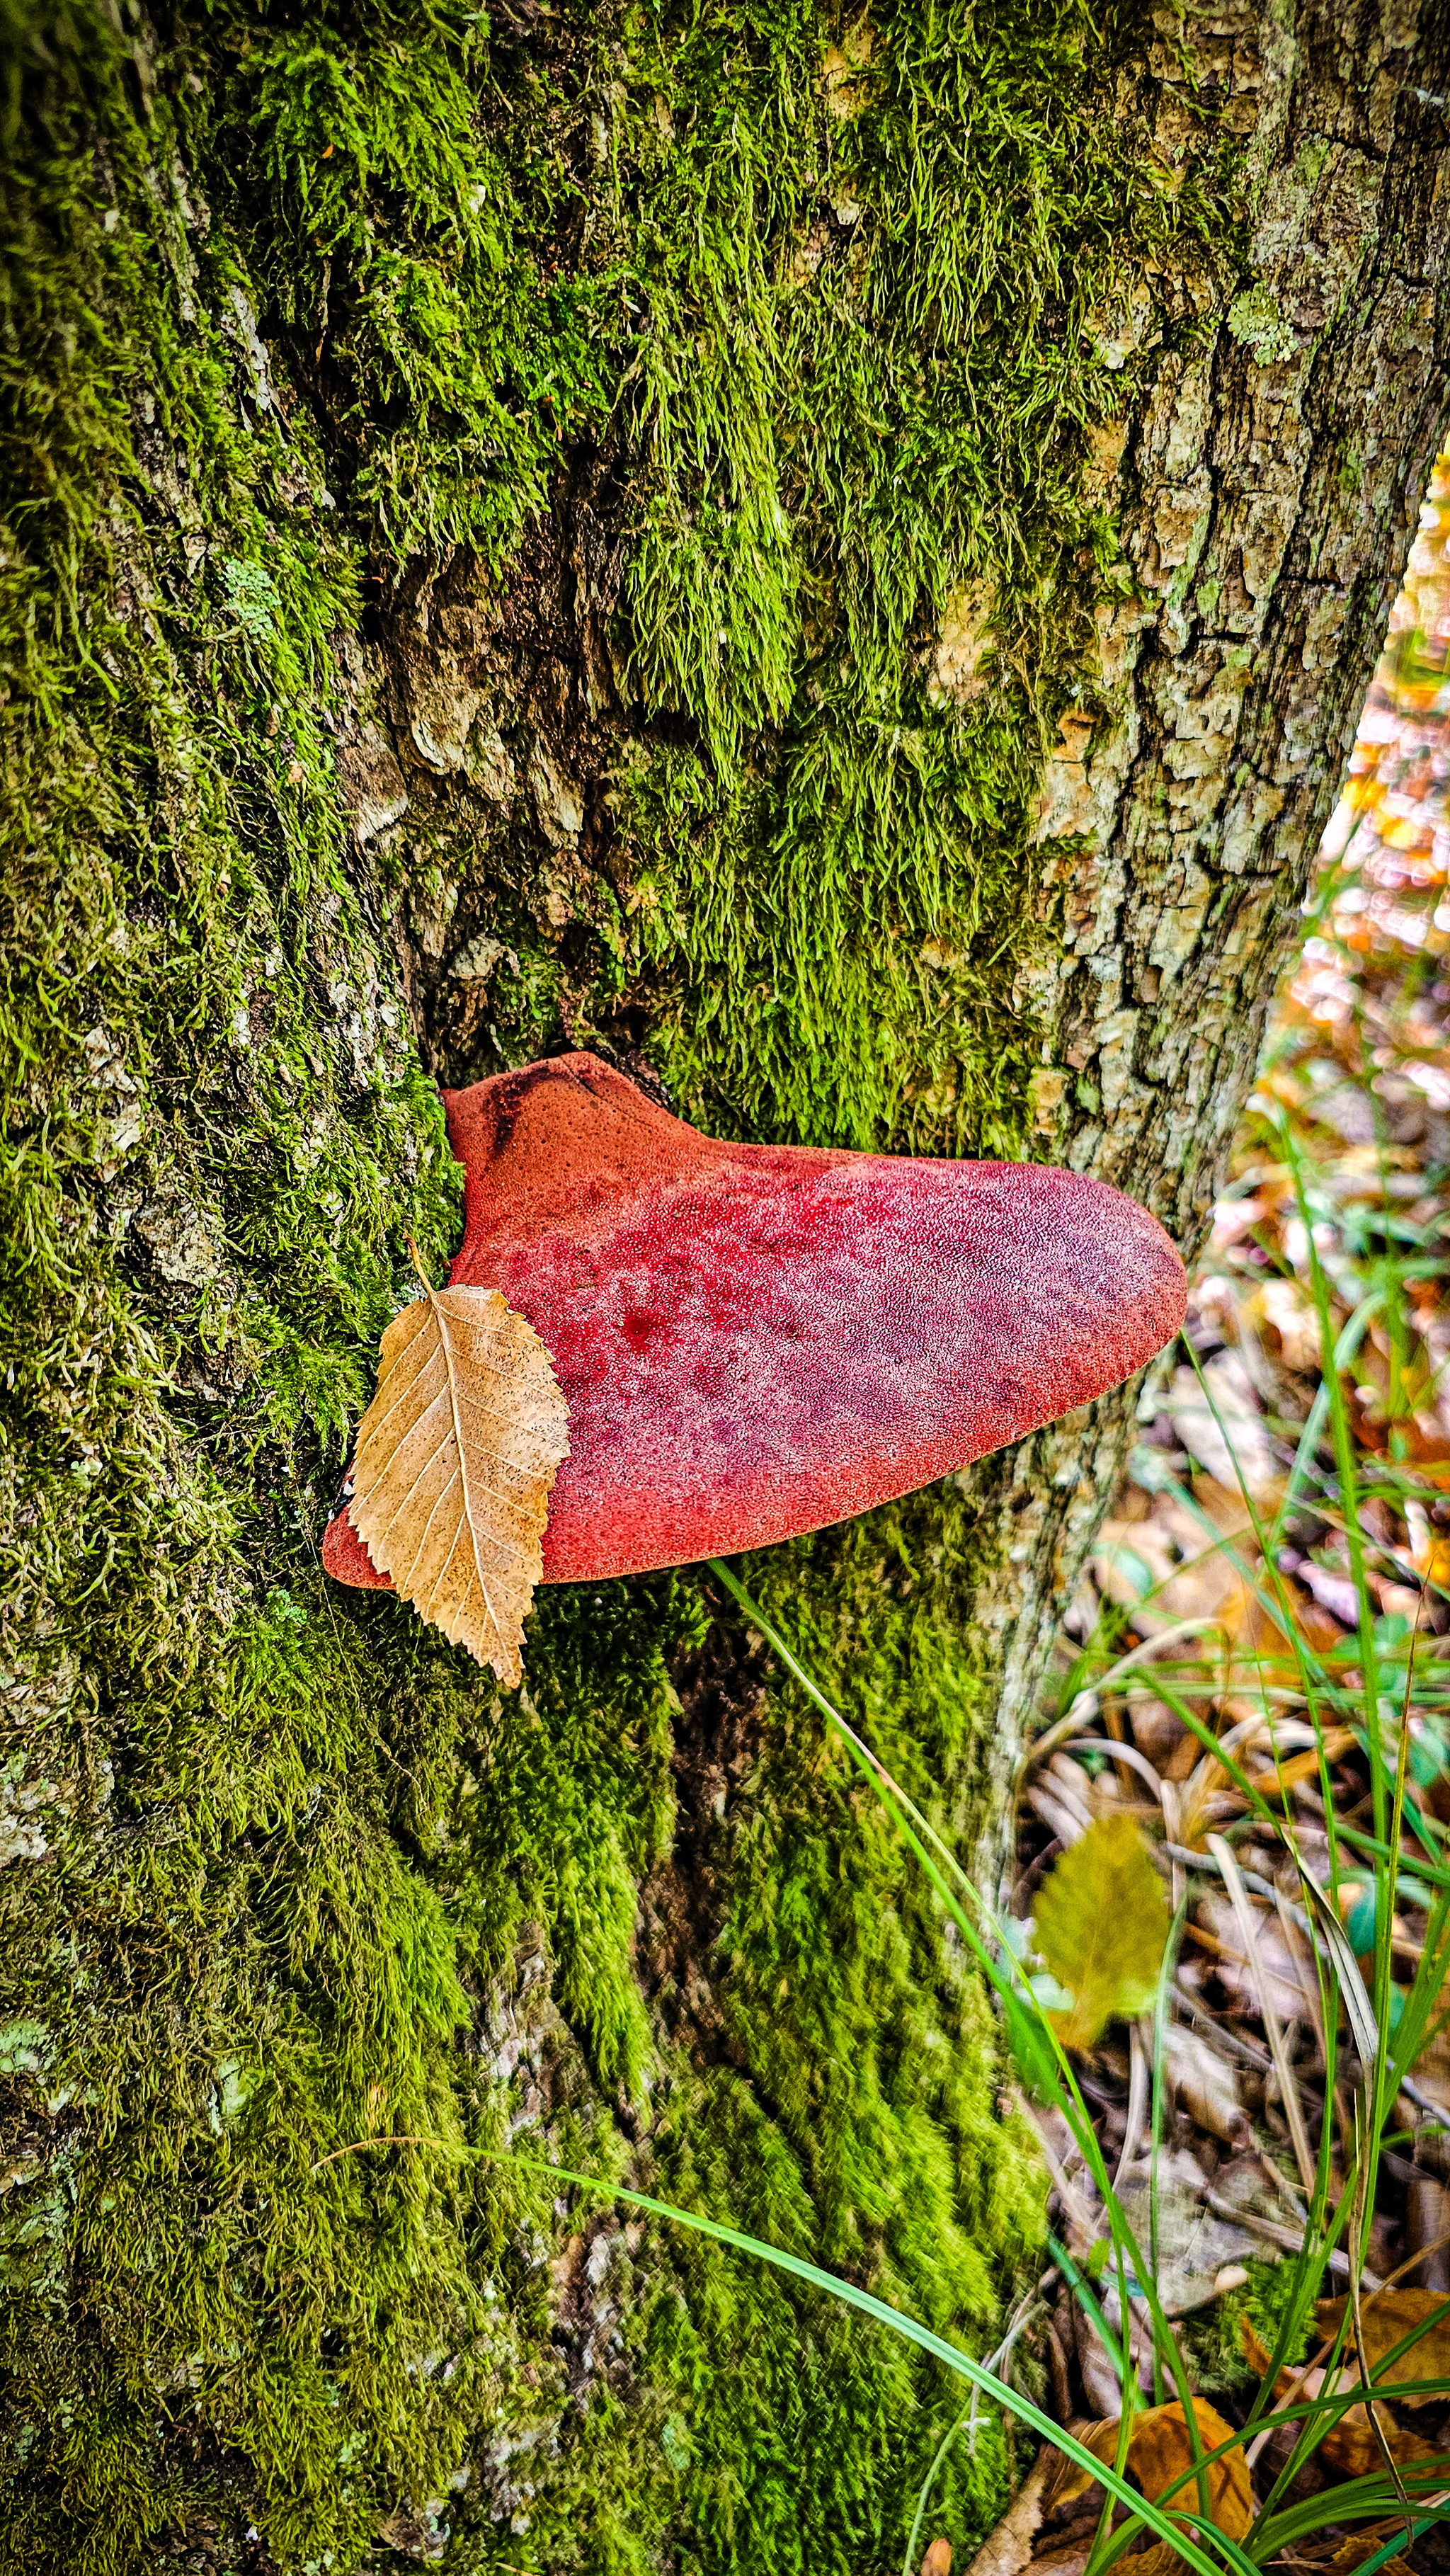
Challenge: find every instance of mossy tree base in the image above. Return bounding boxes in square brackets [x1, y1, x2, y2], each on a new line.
[2, 2, 1446, 2570]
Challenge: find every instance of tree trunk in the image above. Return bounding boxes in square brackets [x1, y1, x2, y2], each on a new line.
[1, 4, 1446, 2570]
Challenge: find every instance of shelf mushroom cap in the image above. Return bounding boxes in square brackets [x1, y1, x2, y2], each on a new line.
[324, 1050, 1186, 1588]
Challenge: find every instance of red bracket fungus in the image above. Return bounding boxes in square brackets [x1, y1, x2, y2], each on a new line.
[324, 1052, 1185, 1594]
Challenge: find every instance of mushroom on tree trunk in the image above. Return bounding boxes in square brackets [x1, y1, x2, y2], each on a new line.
[326, 1052, 1186, 1590]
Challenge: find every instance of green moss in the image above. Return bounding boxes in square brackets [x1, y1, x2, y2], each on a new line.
[0, 0, 1239, 2568]
[207, 4, 612, 567]
[1176, 2261, 1313, 2404]
[1226, 280, 1296, 365]
[531, 0, 1231, 1153]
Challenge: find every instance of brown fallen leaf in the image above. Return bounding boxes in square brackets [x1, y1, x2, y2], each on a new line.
[961, 2449, 1048, 2576]
[1268, 2518, 1418, 2576]
[1163, 2023, 1248, 2146]
[1302, 2369, 1435, 2478]
[921, 2543, 953, 2576]
[1241, 2318, 1438, 2475]
[1197, 1892, 1318, 2029]
[1130, 2402, 1253, 2545]
[1042, 2402, 1252, 2570]
[349, 1261, 569, 1688]
[1317, 2285, 1450, 2405]
[1329, 2529, 1417, 2576]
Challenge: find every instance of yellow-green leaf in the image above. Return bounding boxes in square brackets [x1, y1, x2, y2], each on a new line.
[1032, 1813, 1170, 2051]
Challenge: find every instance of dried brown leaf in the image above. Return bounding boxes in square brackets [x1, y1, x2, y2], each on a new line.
[1124, 2403, 1252, 2541]
[1317, 2286, 1450, 2406]
[1312, 2380, 1434, 2478]
[1240, 2316, 1439, 2474]
[1328, 2526, 1417, 2576]
[1040, 2422, 1110, 2520]
[350, 1275, 569, 1688]
[962, 2451, 1048, 2576]
[1041, 2403, 1251, 2571]
[1024, 2550, 1088, 2576]
[1196, 1893, 1317, 2028]
[1163, 2024, 1248, 2146]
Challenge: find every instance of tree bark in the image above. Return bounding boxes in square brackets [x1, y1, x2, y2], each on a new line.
[1, 4, 1446, 2572]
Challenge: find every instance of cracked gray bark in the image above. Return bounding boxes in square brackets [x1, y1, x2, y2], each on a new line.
[1037, 4, 1449, 1232]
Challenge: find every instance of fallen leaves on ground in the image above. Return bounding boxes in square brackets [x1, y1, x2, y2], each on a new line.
[1240, 2316, 1441, 2476]
[348, 1263, 569, 1687]
[1052, 2400, 1252, 2542]
[1324, 2534, 1420, 2576]
[969, 2405, 1252, 2576]
[1161, 2025, 1246, 2146]
[962, 2456, 1047, 2576]
[1194, 1892, 1319, 2030]
[1112, 2178, 1262, 2316]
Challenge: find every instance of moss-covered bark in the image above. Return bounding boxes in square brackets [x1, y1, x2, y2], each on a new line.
[1, 2, 1446, 2570]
